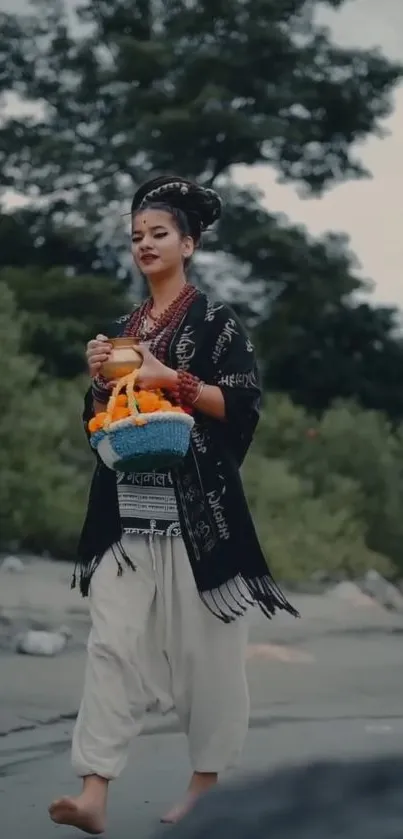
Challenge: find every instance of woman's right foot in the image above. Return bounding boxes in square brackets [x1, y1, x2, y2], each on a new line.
[48, 794, 106, 835]
[161, 771, 218, 824]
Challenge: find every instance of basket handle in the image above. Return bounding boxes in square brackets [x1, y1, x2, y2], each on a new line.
[103, 370, 139, 430]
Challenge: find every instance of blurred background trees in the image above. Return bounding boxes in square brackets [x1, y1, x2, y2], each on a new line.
[1, 0, 403, 581]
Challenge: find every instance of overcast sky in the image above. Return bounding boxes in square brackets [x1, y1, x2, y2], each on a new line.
[1, 0, 402, 308]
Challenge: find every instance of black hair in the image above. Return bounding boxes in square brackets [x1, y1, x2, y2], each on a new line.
[132, 200, 200, 243]
[131, 175, 222, 245]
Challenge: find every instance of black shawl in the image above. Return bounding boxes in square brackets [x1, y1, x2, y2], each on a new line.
[75, 292, 299, 622]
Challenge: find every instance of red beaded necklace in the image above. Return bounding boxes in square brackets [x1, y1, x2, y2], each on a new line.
[124, 284, 198, 363]
[123, 284, 203, 409]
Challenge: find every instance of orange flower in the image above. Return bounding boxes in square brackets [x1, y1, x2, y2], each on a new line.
[112, 407, 130, 421]
[88, 412, 107, 433]
[88, 416, 98, 433]
[136, 391, 161, 413]
[159, 400, 174, 411]
[135, 389, 151, 401]
[115, 394, 128, 407]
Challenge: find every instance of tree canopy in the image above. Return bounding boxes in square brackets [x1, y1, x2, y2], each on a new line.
[1, 0, 402, 404]
[2, 1, 403, 573]
[1, 0, 400, 207]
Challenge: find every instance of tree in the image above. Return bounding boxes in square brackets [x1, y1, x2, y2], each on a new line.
[242, 452, 390, 583]
[1, 0, 400, 206]
[0, 282, 91, 557]
[0, 0, 400, 245]
[1, 265, 131, 378]
[0, 208, 132, 281]
[1, 0, 402, 409]
[254, 394, 403, 572]
[256, 290, 403, 419]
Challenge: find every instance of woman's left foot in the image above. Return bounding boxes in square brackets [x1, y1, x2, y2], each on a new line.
[48, 795, 106, 834]
[161, 772, 218, 824]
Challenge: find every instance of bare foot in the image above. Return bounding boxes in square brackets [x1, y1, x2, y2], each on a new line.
[160, 791, 198, 824]
[48, 795, 106, 835]
[161, 772, 218, 824]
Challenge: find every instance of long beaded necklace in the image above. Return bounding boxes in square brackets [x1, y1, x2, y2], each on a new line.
[124, 284, 198, 363]
[122, 283, 204, 408]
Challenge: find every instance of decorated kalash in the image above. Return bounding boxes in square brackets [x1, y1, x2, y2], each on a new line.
[88, 339, 194, 472]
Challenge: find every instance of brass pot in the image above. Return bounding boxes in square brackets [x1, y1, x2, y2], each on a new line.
[100, 337, 143, 381]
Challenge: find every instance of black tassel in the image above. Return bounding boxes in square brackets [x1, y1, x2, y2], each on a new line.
[73, 542, 137, 599]
[200, 574, 289, 624]
[111, 544, 123, 577]
[76, 554, 103, 598]
[245, 575, 300, 620]
[71, 565, 77, 590]
[79, 575, 91, 598]
[222, 582, 247, 617]
[200, 591, 233, 624]
[117, 540, 137, 572]
[210, 588, 234, 622]
[262, 575, 300, 618]
[111, 542, 137, 577]
[233, 575, 255, 607]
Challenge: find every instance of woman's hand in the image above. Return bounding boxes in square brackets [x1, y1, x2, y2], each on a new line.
[86, 334, 112, 378]
[134, 343, 178, 391]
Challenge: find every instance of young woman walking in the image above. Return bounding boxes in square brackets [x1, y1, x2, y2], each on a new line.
[49, 176, 298, 834]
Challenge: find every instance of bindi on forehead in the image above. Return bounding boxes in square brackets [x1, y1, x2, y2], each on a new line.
[132, 208, 174, 234]
[134, 218, 170, 231]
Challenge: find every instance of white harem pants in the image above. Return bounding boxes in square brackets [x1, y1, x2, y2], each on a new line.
[72, 535, 250, 780]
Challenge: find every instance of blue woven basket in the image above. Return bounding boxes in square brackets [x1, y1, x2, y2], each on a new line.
[91, 412, 194, 472]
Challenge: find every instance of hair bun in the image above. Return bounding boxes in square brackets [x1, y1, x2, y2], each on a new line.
[131, 175, 222, 232]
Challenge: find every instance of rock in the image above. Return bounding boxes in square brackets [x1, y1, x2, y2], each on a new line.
[14, 626, 72, 657]
[0, 611, 12, 627]
[1, 555, 25, 573]
[58, 624, 73, 640]
[361, 570, 403, 613]
[311, 570, 330, 584]
[327, 581, 375, 607]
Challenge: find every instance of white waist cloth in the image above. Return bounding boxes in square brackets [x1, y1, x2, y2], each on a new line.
[116, 471, 181, 537]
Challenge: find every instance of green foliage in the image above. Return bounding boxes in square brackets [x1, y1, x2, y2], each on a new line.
[1, 0, 400, 201]
[1, 1, 403, 577]
[248, 394, 403, 576]
[0, 208, 132, 282]
[1, 266, 131, 377]
[1, 277, 402, 581]
[257, 296, 403, 418]
[0, 282, 92, 557]
[1, 1, 403, 415]
[243, 454, 390, 583]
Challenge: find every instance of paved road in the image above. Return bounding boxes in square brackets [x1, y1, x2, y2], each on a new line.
[2, 589, 403, 837]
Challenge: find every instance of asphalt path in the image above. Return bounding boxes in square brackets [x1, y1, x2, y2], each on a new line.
[2, 589, 403, 837]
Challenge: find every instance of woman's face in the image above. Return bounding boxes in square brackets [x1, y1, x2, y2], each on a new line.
[131, 209, 194, 277]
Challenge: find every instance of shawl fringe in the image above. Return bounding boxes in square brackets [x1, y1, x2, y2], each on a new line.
[201, 573, 300, 623]
[73, 548, 299, 624]
[72, 541, 137, 598]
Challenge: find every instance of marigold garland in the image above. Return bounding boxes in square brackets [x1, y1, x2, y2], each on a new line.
[88, 373, 189, 435]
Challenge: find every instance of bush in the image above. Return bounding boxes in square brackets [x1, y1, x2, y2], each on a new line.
[243, 453, 390, 583]
[248, 392, 403, 579]
[1, 265, 130, 378]
[2, 279, 402, 579]
[0, 283, 91, 558]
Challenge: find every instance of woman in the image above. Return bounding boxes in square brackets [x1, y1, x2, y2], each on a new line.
[49, 176, 298, 834]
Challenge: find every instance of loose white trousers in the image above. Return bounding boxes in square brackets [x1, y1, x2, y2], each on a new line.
[72, 535, 250, 779]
